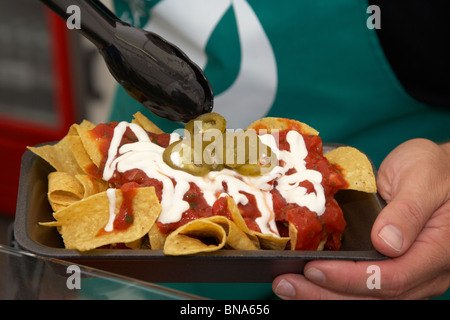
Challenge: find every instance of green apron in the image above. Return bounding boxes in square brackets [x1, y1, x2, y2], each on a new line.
[109, 0, 450, 300]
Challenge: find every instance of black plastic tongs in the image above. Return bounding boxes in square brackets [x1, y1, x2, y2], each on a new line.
[40, 0, 213, 122]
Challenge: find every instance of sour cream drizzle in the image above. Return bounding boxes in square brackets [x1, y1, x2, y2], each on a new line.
[102, 121, 325, 236]
[104, 188, 117, 232]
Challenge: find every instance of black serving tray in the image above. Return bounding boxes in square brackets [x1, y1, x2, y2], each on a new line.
[14, 143, 387, 283]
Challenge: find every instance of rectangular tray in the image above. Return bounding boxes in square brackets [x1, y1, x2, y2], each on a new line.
[14, 143, 387, 283]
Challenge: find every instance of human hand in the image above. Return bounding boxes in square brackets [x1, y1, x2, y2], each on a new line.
[273, 139, 450, 299]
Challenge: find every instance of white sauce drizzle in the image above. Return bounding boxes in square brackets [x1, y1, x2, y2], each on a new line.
[102, 121, 325, 236]
[104, 188, 117, 232]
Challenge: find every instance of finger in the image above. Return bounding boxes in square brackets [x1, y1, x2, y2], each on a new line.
[272, 273, 375, 300]
[303, 228, 449, 299]
[302, 260, 387, 297]
[273, 268, 450, 300]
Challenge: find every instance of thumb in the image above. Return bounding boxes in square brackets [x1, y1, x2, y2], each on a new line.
[371, 193, 432, 257]
[371, 140, 449, 257]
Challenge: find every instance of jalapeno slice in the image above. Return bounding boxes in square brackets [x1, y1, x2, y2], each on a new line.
[164, 113, 278, 177]
[162, 140, 185, 169]
[234, 163, 262, 176]
[221, 132, 239, 168]
[180, 162, 211, 176]
[163, 140, 211, 176]
[185, 112, 227, 135]
[203, 141, 225, 172]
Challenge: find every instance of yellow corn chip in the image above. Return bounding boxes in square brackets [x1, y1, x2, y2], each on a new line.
[28, 136, 84, 176]
[75, 174, 108, 199]
[47, 172, 84, 211]
[204, 215, 259, 251]
[132, 111, 164, 134]
[248, 117, 319, 136]
[164, 219, 227, 255]
[75, 126, 104, 168]
[48, 187, 161, 251]
[325, 146, 377, 193]
[148, 223, 167, 250]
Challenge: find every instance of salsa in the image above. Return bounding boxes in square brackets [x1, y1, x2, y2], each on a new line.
[157, 183, 232, 234]
[270, 130, 348, 250]
[113, 182, 138, 231]
[90, 121, 348, 251]
[95, 182, 138, 236]
[88, 121, 171, 180]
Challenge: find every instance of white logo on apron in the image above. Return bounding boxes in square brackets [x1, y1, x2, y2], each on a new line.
[143, 0, 278, 128]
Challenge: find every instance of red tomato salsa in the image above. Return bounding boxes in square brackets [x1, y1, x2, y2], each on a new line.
[269, 130, 348, 250]
[89, 121, 348, 251]
[90, 123, 170, 234]
[156, 183, 232, 234]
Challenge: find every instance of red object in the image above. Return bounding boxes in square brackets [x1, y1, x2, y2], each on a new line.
[0, 10, 77, 217]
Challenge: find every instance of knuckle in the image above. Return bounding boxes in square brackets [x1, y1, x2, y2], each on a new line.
[397, 200, 425, 236]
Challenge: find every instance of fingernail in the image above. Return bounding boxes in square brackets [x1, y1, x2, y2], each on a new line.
[378, 224, 403, 252]
[274, 279, 296, 298]
[304, 267, 326, 283]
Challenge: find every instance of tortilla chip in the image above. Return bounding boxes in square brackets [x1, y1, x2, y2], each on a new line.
[288, 223, 327, 251]
[247, 117, 319, 136]
[76, 126, 103, 168]
[75, 174, 108, 199]
[288, 222, 297, 251]
[254, 232, 290, 250]
[132, 112, 164, 134]
[39, 221, 61, 227]
[47, 172, 84, 211]
[148, 223, 167, 250]
[224, 197, 259, 245]
[249, 118, 376, 191]
[325, 146, 377, 193]
[225, 196, 288, 250]
[164, 219, 227, 255]
[125, 238, 142, 249]
[66, 135, 100, 176]
[28, 135, 85, 176]
[68, 120, 96, 135]
[206, 215, 259, 250]
[49, 187, 161, 251]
